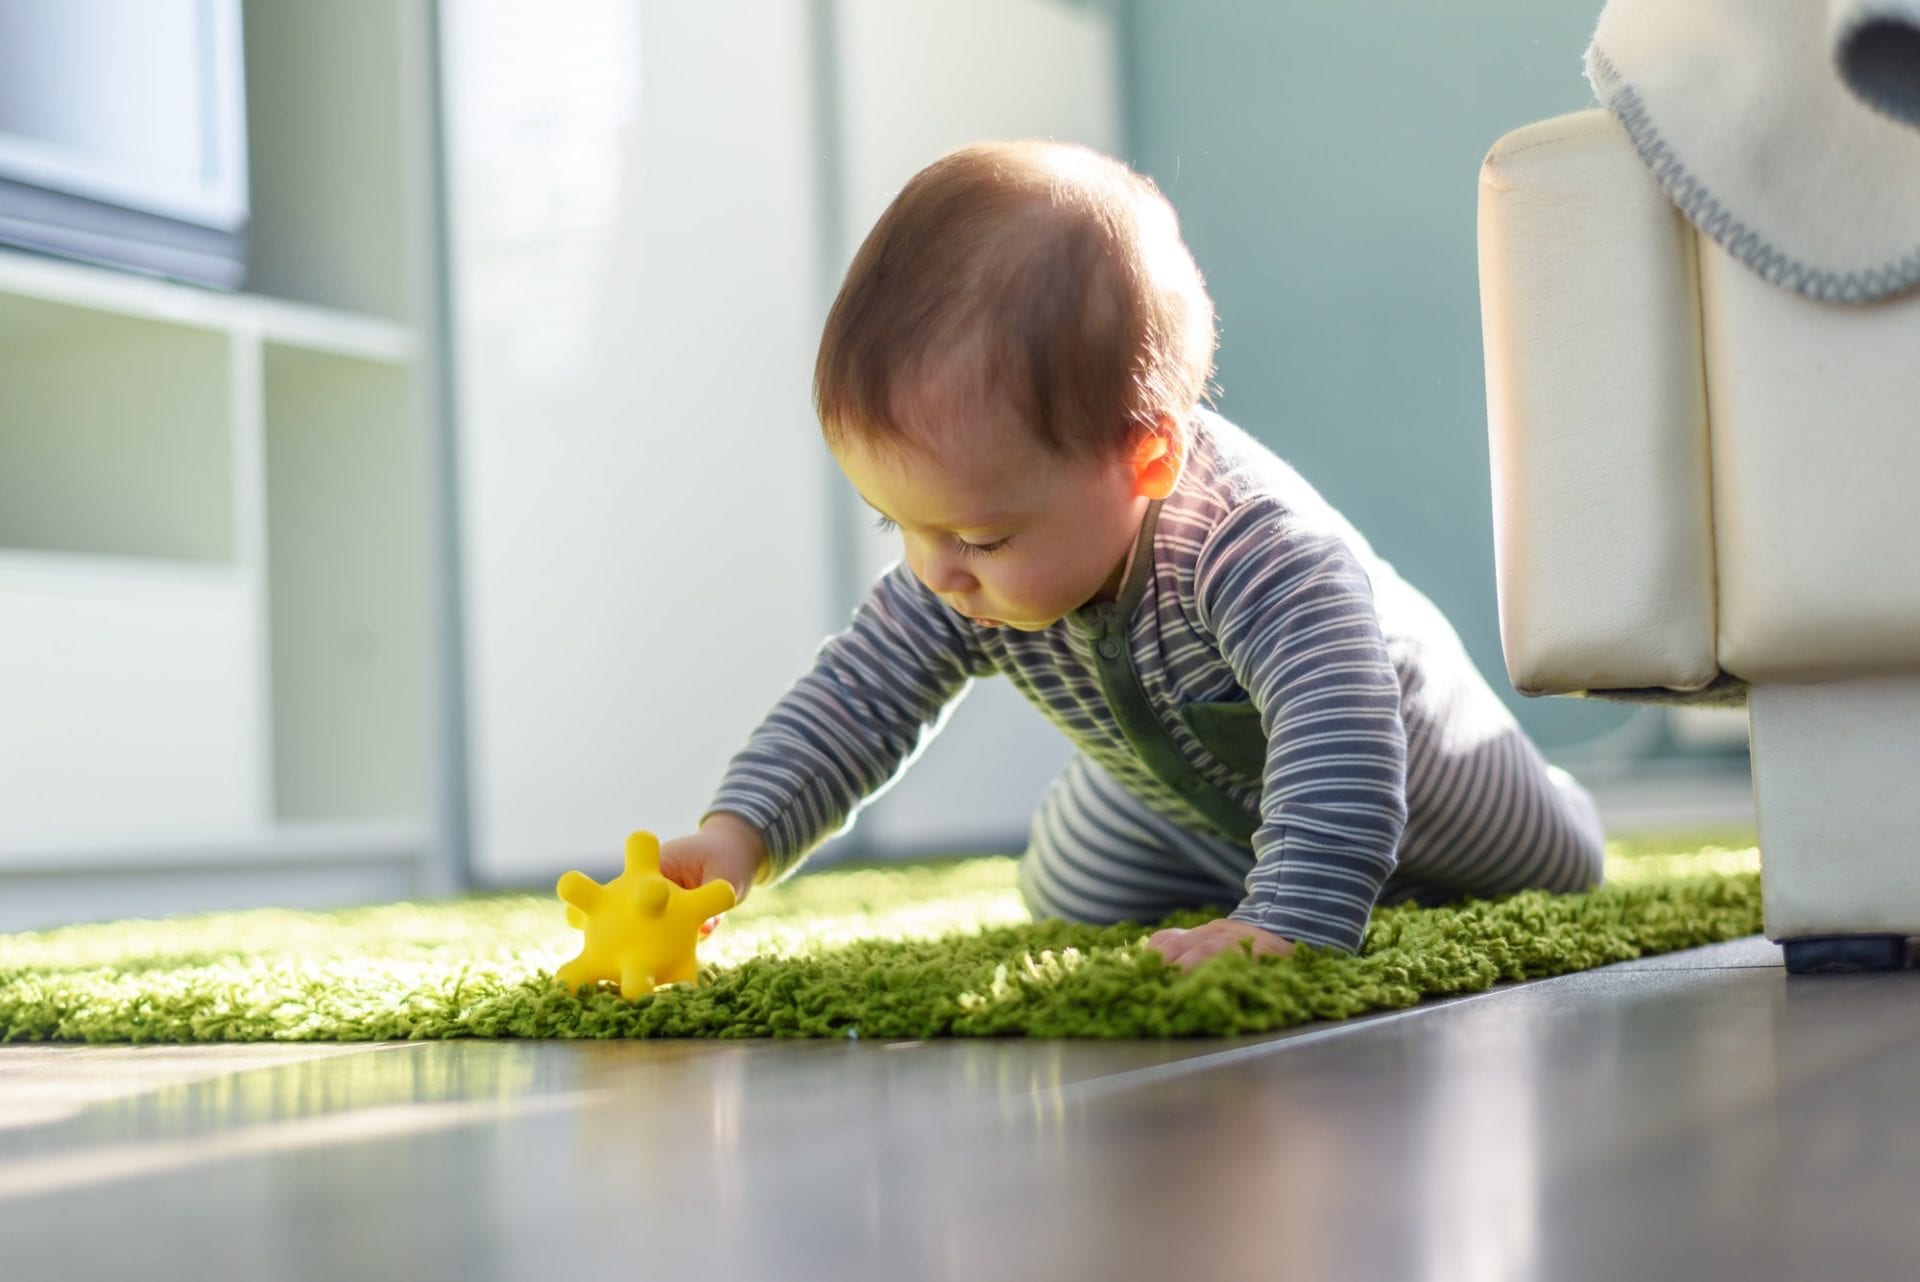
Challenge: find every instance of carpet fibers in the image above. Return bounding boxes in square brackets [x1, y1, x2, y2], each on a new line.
[0, 833, 1761, 1041]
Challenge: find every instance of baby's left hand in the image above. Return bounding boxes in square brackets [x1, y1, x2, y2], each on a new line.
[1147, 919, 1295, 970]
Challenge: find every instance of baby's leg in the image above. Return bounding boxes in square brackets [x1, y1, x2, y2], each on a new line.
[1378, 581, 1607, 904]
[1390, 714, 1607, 903]
[1019, 752, 1248, 925]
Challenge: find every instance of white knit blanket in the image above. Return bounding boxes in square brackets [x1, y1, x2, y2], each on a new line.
[1587, 0, 1920, 302]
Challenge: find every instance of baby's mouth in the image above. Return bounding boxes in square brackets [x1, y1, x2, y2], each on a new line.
[944, 595, 1013, 627]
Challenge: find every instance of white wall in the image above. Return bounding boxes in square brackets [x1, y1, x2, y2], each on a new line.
[445, 0, 1123, 882]
[444, 1, 831, 880]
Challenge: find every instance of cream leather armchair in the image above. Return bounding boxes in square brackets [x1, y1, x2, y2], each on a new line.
[1476, 109, 1920, 973]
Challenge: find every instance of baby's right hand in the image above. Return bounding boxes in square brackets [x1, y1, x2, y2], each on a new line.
[657, 812, 771, 915]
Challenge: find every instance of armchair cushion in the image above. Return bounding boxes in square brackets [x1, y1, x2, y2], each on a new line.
[1477, 110, 1719, 698]
[1702, 237, 1920, 681]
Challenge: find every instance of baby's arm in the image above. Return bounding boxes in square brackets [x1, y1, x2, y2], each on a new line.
[697, 562, 992, 888]
[1193, 502, 1410, 955]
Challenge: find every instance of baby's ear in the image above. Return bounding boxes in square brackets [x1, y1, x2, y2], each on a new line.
[1129, 416, 1186, 500]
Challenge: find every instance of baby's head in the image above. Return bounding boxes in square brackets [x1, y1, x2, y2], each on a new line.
[817, 139, 1215, 464]
[816, 140, 1216, 630]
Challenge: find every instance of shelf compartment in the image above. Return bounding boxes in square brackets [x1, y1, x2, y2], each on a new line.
[263, 342, 430, 826]
[0, 552, 265, 851]
[0, 295, 233, 562]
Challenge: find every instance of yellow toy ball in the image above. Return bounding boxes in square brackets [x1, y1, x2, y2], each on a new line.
[554, 830, 737, 999]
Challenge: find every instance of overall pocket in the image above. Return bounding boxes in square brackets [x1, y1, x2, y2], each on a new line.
[1180, 700, 1267, 778]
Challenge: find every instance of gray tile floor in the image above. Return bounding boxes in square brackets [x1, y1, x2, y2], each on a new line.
[3, 935, 1918, 1282]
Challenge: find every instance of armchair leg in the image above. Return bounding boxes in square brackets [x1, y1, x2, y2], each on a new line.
[1748, 677, 1920, 946]
[1780, 934, 1912, 975]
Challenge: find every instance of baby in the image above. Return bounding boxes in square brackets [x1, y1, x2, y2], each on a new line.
[660, 140, 1606, 968]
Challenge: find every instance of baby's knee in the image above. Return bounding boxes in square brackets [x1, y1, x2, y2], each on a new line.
[1546, 766, 1608, 891]
[1015, 849, 1070, 922]
[1564, 842, 1606, 893]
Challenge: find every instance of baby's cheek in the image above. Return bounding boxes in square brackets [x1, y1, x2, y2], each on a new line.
[993, 566, 1044, 608]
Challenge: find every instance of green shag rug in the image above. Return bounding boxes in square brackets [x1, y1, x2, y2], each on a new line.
[0, 832, 1762, 1042]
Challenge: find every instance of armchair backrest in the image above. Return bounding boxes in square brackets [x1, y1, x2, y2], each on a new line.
[1477, 109, 1920, 698]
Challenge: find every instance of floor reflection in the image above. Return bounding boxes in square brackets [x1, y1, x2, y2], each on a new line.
[1414, 1008, 1543, 1282]
[1, 962, 1915, 1280]
[0, 1042, 381, 1131]
[0, 1040, 616, 1202]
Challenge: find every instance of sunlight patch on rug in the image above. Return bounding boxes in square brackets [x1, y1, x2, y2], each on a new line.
[0, 832, 1761, 1042]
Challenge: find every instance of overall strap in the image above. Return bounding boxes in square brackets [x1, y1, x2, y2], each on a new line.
[1073, 502, 1261, 845]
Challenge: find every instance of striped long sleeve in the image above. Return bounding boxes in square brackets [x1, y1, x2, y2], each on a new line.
[706, 563, 990, 873]
[1194, 506, 1409, 951]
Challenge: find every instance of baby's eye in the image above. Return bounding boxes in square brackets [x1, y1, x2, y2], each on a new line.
[955, 537, 1010, 558]
[872, 515, 899, 534]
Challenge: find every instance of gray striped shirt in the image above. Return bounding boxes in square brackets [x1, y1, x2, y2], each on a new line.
[710, 411, 1467, 950]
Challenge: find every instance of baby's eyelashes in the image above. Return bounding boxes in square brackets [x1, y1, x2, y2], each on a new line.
[872, 513, 1009, 557]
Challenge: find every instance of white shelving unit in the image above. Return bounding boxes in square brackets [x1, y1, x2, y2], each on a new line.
[0, 1, 450, 929]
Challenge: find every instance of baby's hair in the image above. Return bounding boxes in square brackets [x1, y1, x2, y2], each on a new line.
[815, 139, 1216, 460]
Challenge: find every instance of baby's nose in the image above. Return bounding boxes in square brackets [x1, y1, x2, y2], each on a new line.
[912, 544, 977, 594]
[923, 558, 978, 595]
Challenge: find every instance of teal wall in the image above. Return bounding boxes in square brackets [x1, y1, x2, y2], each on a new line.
[1121, 1, 1629, 750]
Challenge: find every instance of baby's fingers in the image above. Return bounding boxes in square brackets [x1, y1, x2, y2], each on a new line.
[1146, 926, 1195, 967]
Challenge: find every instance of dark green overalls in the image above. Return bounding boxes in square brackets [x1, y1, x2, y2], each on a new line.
[1068, 500, 1270, 845]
